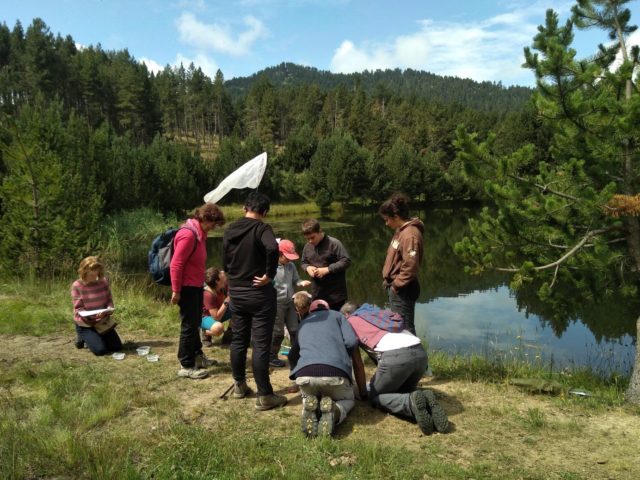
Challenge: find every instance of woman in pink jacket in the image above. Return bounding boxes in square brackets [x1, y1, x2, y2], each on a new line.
[170, 203, 225, 379]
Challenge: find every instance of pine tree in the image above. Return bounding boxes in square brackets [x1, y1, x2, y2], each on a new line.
[453, 0, 640, 403]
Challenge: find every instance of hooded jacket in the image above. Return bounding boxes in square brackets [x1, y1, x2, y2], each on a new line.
[381, 217, 424, 290]
[222, 217, 279, 294]
[170, 218, 207, 292]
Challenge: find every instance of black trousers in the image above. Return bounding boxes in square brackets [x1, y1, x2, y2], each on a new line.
[229, 286, 277, 396]
[75, 324, 122, 356]
[178, 286, 204, 368]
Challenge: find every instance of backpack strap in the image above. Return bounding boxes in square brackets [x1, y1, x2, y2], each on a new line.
[172, 226, 199, 260]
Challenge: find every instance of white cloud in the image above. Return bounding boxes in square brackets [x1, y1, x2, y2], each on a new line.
[329, 2, 572, 85]
[174, 52, 219, 78]
[140, 57, 164, 74]
[611, 29, 640, 72]
[176, 12, 268, 56]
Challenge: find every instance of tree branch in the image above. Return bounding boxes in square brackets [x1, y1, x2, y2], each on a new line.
[496, 228, 609, 273]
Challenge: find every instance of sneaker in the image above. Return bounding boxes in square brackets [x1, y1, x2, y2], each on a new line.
[422, 389, 449, 433]
[255, 393, 287, 411]
[318, 396, 338, 436]
[75, 338, 85, 349]
[301, 395, 319, 437]
[269, 357, 286, 368]
[177, 367, 209, 379]
[195, 352, 218, 368]
[233, 380, 253, 399]
[410, 390, 435, 435]
[202, 335, 213, 348]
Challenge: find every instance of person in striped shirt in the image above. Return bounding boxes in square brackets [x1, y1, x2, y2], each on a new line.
[71, 256, 122, 356]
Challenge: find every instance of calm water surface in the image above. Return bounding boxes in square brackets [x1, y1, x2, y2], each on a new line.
[206, 206, 637, 375]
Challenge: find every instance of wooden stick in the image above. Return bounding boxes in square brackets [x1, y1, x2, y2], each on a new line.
[219, 382, 235, 399]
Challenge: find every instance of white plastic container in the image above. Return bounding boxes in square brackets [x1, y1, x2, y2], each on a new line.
[136, 346, 150, 356]
[112, 352, 125, 360]
[146, 354, 159, 362]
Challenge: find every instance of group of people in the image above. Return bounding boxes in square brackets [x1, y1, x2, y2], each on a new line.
[70, 191, 448, 434]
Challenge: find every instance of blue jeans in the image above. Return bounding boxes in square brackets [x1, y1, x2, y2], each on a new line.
[387, 279, 420, 334]
[75, 324, 122, 356]
[369, 343, 428, 419]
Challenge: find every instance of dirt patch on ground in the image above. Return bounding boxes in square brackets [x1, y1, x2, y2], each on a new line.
[3, 333, 639, 479]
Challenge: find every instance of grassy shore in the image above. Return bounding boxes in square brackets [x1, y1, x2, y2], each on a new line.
[1, 278, 639, 479]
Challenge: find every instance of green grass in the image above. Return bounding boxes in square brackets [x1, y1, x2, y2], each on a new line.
[1, 277, 637, 479]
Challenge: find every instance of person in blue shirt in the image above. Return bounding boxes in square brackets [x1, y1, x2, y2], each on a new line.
[288, 292, 360, 437]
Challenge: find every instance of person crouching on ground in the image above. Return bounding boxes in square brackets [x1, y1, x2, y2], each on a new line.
[340, 302, 448, 435]
[201, 267, 232, 347]
[288, 292, 359, 437]
[71, 256, 122, 356]
[270, 239, 311, 368]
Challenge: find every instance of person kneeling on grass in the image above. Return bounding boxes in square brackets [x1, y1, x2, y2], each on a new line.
[201, 267, 232, 347]
[71, 256, 122, 356]
[288, 292, 359, 437]
[340, 302, 449, 435]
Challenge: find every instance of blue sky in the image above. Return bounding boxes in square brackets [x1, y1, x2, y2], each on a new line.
[3, 0, 640, 86]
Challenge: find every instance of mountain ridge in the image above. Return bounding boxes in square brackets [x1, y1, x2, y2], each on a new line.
[225, 62, 533, 113]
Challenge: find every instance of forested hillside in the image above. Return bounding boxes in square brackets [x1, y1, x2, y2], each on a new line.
[0, 17, 548, 275]
[225, 62, 533, 114]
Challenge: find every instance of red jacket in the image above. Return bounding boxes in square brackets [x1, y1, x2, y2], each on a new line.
[170, 218, 207, 292]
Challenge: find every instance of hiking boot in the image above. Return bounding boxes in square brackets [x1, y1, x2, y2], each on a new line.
[177, 367, 209, 379]
[255, 393, 287, 411]
[410, 390, 435, 435]
[233, 380, 253, 399]
[301, 395, 319, 437]
[269, 356, 286, 368]
[318, 396, 339, 436]
[422, 389, 449, 433]
[195, 352, 218, 368]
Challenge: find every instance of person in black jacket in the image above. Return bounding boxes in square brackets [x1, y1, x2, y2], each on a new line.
[223, 192, 287, 411]
[300, 219, 351, 311]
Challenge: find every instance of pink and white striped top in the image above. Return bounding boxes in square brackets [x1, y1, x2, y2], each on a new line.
[70, 278, 113, 327]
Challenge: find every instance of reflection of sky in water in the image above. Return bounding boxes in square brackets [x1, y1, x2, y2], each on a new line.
[416, 286, 635, 375]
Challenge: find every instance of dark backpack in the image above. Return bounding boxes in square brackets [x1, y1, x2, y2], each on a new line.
[148, 227, 197, 286]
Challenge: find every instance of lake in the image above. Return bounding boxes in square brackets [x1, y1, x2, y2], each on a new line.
[206, 205, 637, 376]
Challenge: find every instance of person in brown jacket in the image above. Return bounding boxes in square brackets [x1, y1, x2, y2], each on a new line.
[379, 193, 424, 334]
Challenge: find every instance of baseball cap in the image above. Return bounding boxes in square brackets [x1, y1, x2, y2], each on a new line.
[309, 299, 330, 312]
[279, 239, 299, 260]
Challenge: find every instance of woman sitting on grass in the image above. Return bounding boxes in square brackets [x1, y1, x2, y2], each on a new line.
[71, 256, 122, 356]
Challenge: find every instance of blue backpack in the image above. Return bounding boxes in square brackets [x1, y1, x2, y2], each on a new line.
[148, 227, 197, 286]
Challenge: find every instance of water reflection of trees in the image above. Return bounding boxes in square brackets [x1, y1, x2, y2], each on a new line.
[205, 206, 637, 342]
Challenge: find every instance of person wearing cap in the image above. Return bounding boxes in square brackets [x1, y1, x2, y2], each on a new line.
[270, 239, 311, 368]
[288, 292, 359, 437]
